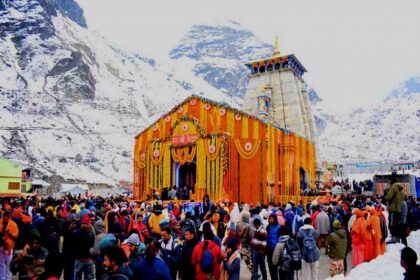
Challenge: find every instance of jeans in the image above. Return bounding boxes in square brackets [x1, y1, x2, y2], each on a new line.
[74, 259, 93, 280]
[251, 250, 267, 280]
[267, 247, 278, 280]
[0, 248, 12, 280]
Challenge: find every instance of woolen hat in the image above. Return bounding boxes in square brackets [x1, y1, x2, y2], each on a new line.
[122, 233, 140, 246]
[333, 219, 341, 230]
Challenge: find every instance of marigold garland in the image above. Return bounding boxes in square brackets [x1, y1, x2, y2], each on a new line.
[171, 146, 196, 165]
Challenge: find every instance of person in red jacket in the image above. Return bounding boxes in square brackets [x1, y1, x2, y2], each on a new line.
[191, 225, 223, 280]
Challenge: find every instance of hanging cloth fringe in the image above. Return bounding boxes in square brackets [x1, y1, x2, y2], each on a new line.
[234, 139, 261, 160]
[171, 145, 196, 165]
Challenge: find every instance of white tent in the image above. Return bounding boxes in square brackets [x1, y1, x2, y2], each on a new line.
[60, 184, 89, 196]
[32, 179, 51, 187]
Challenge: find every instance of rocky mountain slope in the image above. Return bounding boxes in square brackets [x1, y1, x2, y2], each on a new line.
[0, 0, 230, 184]
[0, 1, 418, 185]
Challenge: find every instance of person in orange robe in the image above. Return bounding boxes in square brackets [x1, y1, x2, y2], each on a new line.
[351, 208, 367, 267]
[363, 207, 374, 262]
[369, 208, 382, 259]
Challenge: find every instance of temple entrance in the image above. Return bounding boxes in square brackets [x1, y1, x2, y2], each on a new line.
[176, 161, 196, 189]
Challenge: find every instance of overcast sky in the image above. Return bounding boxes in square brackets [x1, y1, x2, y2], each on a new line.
[79, 0, 420, 108]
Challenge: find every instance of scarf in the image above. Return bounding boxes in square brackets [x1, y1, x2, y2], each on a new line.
[220, 250, 240, 280]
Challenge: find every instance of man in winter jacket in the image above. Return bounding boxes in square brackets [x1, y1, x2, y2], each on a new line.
[73, 214, 95, 280]
[266, 213, 281, 280]
[251, 218, 268, 280]
[191, 229, 223, 280]
[0, 211, 19, 280]
[326, 220, 347, 277]
[272, 226, 294, 280]
[400, 246, 420, 280]
[179, 228, 198, 280]
[315, 205, 330, 254]
[160, 227, 181, 280]
[385, 180, 404, 241]
[297, 217, 320, 280]
[236, 212, 253, 272]
[102, 246, 133, 280]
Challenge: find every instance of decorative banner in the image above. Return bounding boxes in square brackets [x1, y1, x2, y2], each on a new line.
[149, 141, 165, 166]
[204, 137, 221, 161]
[235, 139, 261, 159]
[171, 134, 199, 146]
[172, 145, 196, 165]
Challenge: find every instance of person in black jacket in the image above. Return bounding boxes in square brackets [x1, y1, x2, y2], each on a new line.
[400, 247, 420, 280]
[179, 228, 198, 280]
[73, 214, 95, 280]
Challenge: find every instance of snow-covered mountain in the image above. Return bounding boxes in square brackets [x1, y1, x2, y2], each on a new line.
[0, 0, 231, 184]
[0, 1, 418, 185]
[314, 77, 420, 162]
[168, 23, 419, 163]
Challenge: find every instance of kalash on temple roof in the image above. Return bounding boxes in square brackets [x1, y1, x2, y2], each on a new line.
[133, 37, 317, 204]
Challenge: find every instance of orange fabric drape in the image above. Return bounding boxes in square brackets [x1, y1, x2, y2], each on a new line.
[171, 146, 196, 165]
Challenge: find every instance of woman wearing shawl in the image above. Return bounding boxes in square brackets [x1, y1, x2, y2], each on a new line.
[220, 239, 241, 280]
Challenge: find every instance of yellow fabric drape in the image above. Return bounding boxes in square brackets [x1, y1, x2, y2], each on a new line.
[204, 138, 221, 161]
[227, 111, 235, 135]
[163, 143, 171, 187]
[149, 142, 165, 166]
[241, 116, 249, 138]
[196, 140, 206, 189]
[253, 119, 259, 139]
[235, 139, 261, 159]
[171, 146, 196, 165]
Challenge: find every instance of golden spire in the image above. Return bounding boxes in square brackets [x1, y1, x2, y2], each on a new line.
[272, 35, 281, 57]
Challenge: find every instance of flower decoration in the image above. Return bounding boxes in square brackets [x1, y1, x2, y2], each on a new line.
[153, 124, 158, 131]
[190, 99, 197, 106]
[244, 141, 253, 152]
[235, 114, 242, 121]
[140, 152, 146, 162]
[177, 107, 183, 114]
[182, 123, 189, 132]
[204, 103, 211, 110]
[165, 115, 171, 123]
[153, 149, 160, 158]
[219, 108, 226, 116]
[208, 144, 216, 154]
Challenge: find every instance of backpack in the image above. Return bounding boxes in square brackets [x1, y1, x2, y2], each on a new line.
[280, 239, 302, 271]
[300, 229, 320, 263]
[379, 216, 388, 244]
[201, 241, 214, 274]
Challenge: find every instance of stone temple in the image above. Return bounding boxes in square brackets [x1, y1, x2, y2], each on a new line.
[243, 37, 317, 142]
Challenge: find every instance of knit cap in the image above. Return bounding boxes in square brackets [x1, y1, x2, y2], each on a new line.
[333, 219, 341, 230]
[99, 234, 117, 250]
[122, 233, 140, 246]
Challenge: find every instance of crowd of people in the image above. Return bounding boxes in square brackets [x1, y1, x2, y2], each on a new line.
[0, 180, 419, 280]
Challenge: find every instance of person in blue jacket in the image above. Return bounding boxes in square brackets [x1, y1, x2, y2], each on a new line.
[266, 213, 281, 280]
[133, 240, 172, 280]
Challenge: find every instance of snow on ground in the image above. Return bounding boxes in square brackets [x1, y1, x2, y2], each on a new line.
[326, 230, 420, 280]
